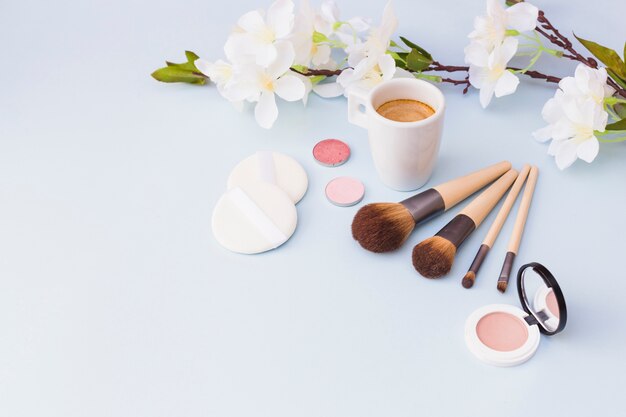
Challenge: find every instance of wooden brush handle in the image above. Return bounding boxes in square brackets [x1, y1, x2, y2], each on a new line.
[433, 161, 511, 209]
[507, 166, 539, 254]
[482, 164, 531, 248]
[458, 169, 518, 227]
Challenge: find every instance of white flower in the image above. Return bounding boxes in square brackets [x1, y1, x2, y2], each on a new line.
[291, 0, 332, 67]
[539, 98, 607, 169]
[347, 0, 397, 66]
[466, 37, 520, 108]
[195, 59, 234, 91]
[469, 0, 538, 51]
[338, 1, 397, 92]
[224, 0, 296, 67]
[227, 42, 306, 129]
[314, 0, 370, 50]
[558, 64, 615, 105]
[533, 64, 612, 169]
[337, 54, 396, 91]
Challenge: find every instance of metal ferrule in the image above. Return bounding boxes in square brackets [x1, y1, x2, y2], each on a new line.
[435, 214, 476, 248]
[498, 251, 516, 284]
[400, 188, 446, 224]
[469, 244, 490, 273]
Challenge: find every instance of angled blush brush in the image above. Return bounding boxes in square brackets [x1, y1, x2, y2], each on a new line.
[497, 165, 539, 293]
[462, 164, 531, 289]
[412, 169, 519, 279]
[351, 161, 511, 253]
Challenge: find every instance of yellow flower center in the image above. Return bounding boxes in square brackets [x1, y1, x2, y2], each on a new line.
[259, 27, 275, 43]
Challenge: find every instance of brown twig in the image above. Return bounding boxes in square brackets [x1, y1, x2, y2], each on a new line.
[290, 67, 344, 77]
[536, 10, 626, 97]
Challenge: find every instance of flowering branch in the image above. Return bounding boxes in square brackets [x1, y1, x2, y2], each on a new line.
[535, 10, 626, 98]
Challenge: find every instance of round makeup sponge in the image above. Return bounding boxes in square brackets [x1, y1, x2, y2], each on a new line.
[227, 151, 308, 204]
[325, 176, 365, 207]
[313, 139, 351, 167]
[212, 182, 297, 254]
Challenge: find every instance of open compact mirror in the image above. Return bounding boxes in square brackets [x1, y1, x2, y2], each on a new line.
[465, 262, 567, 366]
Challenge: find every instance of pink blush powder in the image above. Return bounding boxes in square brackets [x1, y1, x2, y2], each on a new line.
[476, 312, 529, 352]
[546, 289, 560, 318]
[325, 177, 365, 207]
[313, 139, 351, 167]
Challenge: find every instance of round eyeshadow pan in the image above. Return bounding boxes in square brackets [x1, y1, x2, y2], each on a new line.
[325, 177, 365, 207]
[476, 312, 529, 352]
[313, 139, 351, 167]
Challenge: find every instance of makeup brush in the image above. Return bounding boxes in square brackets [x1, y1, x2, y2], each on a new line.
[351, 161, 511, 253]
[412, 169, 518, 278]
[497, 166, 539, 293]
[462, 164, 531, 289]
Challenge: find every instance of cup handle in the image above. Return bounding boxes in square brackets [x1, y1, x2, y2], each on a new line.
[347, 87, 369, 129]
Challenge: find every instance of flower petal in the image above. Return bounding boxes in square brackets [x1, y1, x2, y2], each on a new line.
[237, 10, 266, 34]
[312, 44, 332, 66]
[498, 37, 519, 65]
[267, 0, 295, 38]
[256, 43, 279, 67]
[267, 41, 295, 77]
[255, 91, 279, 129]
[494, 70, 519, 97]
[468, 64, 488, 89]
[506, 2, 539, 32]
[554, 139, 578, 170]
[313, 81, 344, 98]
[378, 54, 396, 81]
[479, 80, 496, 108]
[274, 74, 305, 101]
[194, 58, 213, 78]
[464, 42, 489, 66]
[533, 125, 554, 142]
[577, 136, 599, 163]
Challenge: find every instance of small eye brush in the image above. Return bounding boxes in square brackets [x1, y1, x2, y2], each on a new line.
[462, 164, 530, 289]
[497, 166, 539, 293]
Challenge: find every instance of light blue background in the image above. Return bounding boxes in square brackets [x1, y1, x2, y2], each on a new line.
[1, 0, 626, 416]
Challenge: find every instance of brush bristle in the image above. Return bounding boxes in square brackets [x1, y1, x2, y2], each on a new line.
[412, 236, 457, 278]
[351, 203, 415, 253]
[462, 271, 475, 289]
[497, 280, 508, 293]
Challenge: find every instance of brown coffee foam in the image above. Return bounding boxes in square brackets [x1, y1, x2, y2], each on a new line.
[376, 99, 435, 122]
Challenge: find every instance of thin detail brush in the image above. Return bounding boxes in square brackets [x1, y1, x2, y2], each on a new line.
[497, 166, 539, 293]
[351, 161, 511, 253]
[412, 169, 519, 278]
[462, 164, 531, 289]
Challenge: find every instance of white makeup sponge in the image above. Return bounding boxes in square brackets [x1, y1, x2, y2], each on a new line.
[227, 151, 308, 204]
[212, 181, 297, 254]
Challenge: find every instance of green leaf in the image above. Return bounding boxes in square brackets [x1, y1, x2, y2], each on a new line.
[185, 50, 200, 61]
[574, 34, 626, 79]
[151, 50, 207, 84]
[406, 49, 432, 72]
[151, 66, 206, 84]
[312, 31, 329, 43]
[399, 37, 432, 60]
[615, 103, 626, 119]
[310, 75, 326, 85]
[605, 117, 626, 131]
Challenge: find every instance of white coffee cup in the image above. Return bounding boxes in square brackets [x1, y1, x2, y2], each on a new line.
[347, 78, 446, 191]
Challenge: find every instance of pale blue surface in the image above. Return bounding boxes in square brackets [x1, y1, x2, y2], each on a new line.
[1, 0, 626, 416]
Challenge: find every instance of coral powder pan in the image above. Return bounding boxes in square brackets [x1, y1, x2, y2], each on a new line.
[465, 262, 567, 367]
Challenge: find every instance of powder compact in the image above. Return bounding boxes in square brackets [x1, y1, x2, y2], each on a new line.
[465, 262, 567, 366]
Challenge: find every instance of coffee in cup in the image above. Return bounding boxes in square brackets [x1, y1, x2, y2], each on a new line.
[375, 99, 435, 122]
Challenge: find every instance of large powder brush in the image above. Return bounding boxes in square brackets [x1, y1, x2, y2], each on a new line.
[412, 169, 519, 278]
[351, 161, 511, 253]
